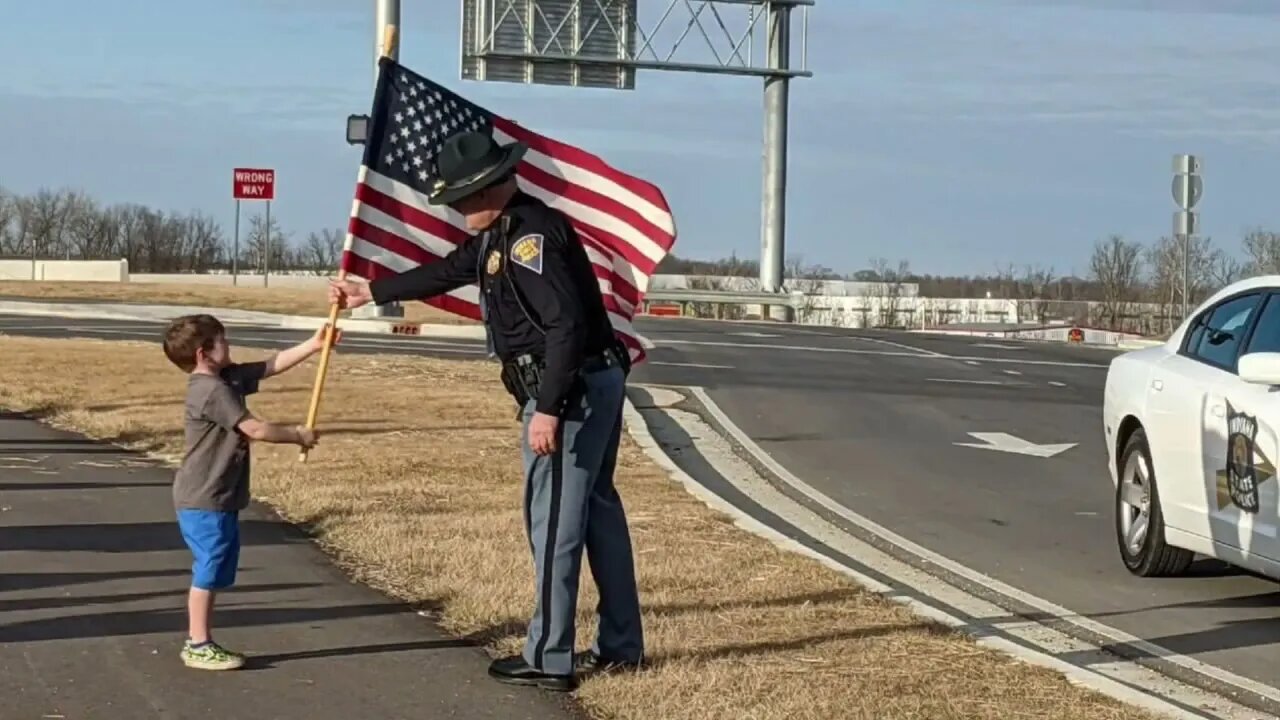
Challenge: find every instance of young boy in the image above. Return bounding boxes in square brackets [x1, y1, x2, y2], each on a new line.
[161, 313, 341, 671]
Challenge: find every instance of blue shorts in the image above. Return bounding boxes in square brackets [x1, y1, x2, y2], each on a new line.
[177, 509, 240, 591]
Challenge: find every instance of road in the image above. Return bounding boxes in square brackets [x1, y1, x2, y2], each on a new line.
[4, 312, 1280, 705]
[627, 318, 1280, 702]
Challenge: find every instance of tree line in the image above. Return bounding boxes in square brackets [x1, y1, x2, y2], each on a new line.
[658, 230, 1280, 326]
[0, 186, 345, 274]
[6, 184, 1278, 329]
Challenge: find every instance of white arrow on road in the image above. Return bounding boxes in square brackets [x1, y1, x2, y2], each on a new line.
[954, 432, 1076, 458]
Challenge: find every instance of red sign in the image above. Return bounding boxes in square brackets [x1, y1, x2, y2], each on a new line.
[233, 168, 276, 200]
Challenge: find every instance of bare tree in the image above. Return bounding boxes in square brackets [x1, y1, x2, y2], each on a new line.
[869, 257, 911, 327]
[1090, 235, 1144, 331]
[0, 187, 15, 256]
[303, 228, 345, 275]
[244, 212, 291, 275]
[1241, 228, 1280, 276]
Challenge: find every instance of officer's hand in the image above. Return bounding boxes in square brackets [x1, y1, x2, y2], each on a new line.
[328, 279, 372, 310]
[528, 412, 559, 456]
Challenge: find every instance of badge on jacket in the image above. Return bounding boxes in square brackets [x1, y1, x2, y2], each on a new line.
[485, 249, 502, 275]
[510, 234, 544, 274]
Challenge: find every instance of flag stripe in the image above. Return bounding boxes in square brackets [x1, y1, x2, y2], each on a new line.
[349, 209, 638, 314]
[353, 170, 643, 309]
[494, 119, 675, 239]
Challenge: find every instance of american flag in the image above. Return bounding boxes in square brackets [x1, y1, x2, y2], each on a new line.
[340, 57, 676, 364]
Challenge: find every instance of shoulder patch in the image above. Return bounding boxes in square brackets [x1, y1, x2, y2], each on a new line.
[510, 233, 544, 274]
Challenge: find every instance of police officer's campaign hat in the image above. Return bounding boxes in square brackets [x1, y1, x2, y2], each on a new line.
[427, 131, 528, 205]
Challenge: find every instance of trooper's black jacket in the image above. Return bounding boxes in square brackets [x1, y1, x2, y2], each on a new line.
[369, 191, 618, 418]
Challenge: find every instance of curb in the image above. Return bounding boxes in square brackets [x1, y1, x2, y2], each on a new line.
[0, 299, 487, 341]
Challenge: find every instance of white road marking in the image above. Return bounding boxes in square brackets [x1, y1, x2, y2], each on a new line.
[675, 385, 1280, 713]
[954, 432, 1077, 458]
[972, 343, 1026, 351]
[729, 331, 783, 338]
[657, 338, 1108, 369]
[623, 386, 1265, 720]
[1049, 381, 1068, 387]
[925, 378, 1007, 386]
[650, 361, 734, 369]
[965, 360, 981, 366]
[855, 336, 947, 357]
[1004, 369, 1022, 376]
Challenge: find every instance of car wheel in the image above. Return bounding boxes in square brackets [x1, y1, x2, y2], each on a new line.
[1115, 427, 1194, 576]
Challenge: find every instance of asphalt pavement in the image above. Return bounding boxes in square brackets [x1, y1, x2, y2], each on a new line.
[626, 318, 1280, 700]
[5, 311, 1280, 709]
[0, 409, 578, 720]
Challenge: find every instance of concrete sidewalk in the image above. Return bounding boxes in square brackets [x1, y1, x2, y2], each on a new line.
[0, 411, 580, 720]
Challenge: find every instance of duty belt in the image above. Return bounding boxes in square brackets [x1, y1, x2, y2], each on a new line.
[499, 345, 626, 414]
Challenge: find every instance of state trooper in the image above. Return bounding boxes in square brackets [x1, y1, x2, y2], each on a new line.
[328, 130, 645, 691]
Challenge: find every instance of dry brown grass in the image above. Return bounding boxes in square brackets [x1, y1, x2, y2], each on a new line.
[0, 280, 469, 325]
[0, 334, 1163, 720]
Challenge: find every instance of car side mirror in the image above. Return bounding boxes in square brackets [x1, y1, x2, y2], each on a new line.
[1238, 352, 1280, 385]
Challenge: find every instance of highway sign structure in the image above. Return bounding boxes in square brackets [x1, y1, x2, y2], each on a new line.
[1172, 154, 1202, 319]
[458, 0, 814, 319]
[232, 167, 276, 287]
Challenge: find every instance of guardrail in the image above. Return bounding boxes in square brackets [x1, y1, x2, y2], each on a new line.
[640, 288, 804, 320]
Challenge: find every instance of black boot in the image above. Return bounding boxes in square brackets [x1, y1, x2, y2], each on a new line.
[487, 654, 577, 692]
[574, 650, 643, 675]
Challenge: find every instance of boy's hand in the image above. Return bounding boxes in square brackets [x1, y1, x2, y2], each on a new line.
[308, 324, 343, 353]
[295, 426, 319, 449]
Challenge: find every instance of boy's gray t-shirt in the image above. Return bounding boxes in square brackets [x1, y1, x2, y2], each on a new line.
[174, 362, 268, 512]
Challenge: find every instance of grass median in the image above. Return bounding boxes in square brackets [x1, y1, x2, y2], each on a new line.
[0, 332, 1161, 720]
[0, 280, 469, 325]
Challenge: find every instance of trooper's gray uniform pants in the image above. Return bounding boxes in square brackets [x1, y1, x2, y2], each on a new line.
[519, 362, 644, 676]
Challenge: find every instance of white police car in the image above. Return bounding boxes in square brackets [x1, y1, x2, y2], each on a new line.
[1103, 275, 1280, 580]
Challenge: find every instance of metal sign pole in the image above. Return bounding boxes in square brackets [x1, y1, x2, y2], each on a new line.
[233, 199, 240, 286]
[264, 200, 272, 288]
[1172, 154, 1202, 320]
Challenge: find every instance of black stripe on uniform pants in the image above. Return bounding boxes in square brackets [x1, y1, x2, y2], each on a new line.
[531, 417, 566, 670]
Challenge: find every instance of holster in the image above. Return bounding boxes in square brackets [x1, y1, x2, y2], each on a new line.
[500, 353, 543, 409]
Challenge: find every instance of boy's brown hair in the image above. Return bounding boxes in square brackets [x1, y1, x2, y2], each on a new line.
[163, 314, 225, 372]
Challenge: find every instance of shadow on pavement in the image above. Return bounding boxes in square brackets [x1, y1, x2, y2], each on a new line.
[0, 569, 191, 592]
[0, 520, 301, 552]
[245, 638, 476, 670]
[0, 602, 409, 643]
[2, 480, 170, 491]
[0, 582, 320, 613]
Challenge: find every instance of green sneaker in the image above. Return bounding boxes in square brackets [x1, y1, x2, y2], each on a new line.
[180, 640, 245, 671]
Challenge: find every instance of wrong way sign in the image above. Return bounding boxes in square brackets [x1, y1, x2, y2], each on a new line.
[233, 168, 276, 200]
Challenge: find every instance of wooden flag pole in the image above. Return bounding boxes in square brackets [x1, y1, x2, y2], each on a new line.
[298, 23, 398, 463]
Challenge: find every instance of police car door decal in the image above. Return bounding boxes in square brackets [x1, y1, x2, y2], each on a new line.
[1207, 386, 1280, 560]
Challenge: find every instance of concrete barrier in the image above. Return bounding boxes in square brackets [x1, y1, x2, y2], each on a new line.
[0, 259, 129, 282]
[129, 273, 333, 289]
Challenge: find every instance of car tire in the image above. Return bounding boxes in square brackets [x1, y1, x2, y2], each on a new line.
[1115, 427, 1194, 577]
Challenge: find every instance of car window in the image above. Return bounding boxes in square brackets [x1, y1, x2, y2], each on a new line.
[1243, 294, 1280, 355]
[1187, 293, 1262, 369]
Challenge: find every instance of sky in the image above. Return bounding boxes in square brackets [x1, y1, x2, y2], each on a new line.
[2, 0, 1279, 279]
